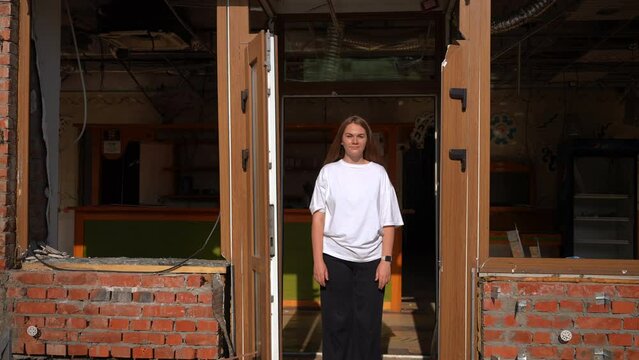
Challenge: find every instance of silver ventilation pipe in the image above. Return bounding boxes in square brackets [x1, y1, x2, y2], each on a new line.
[491, 0, 557, 34]
[323, 0, 342, 81]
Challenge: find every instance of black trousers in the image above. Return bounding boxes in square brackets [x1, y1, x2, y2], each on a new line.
[320, 254, 384, 360]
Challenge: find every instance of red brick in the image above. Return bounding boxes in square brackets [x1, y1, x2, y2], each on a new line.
[552, 315, 573, 328]
[97, 274, 141, 287]
[624, 318, 639, 330]
[46, 288, 66, 299]
[16, 302, 55, 314]
[198, 293, 213, 303]
[186, 305, 213, 318]
[483, 314, 496, 326]
[576, 317, 622, 330]
[84, 303, 100, 315]
[576, 347, 594, 360]
[100, 304, 141, 317]
[586, 302, 609, 313]
[483, 329, 503, 342]
[567, 284, 614, 297]
[187, 274, 207, 287]
[175, 320, 196, 332]
[109, 318, 129, 330]
[87, 318, 109, 329]
[534, 300, 558, 312]
[123, 332, 165, 345]
[611, 301, 636, 314]
[526, 315, 553, 328]
[185, 333, 215, 346]
[40, 330, 66, 341]
[67, 344, 88, 356]
[482, 345, 518, 359]
[559, 300, 583, 312]
[24, 342, 45, 355]
[196, 347, 218, 359]
[68, 318, 87, 329]
[628, 349, 639, 360]
[175, 347, 196, 359]
[482, 298, 502, 310]
[24, 317, 45, 327]
[143, 305, 185, 318]
[152, 319, 174, 331]
[197, 320, 219, 332]
[529, 346, 557, 358]
[6, 287, 25, 298]
[155, 291, 176, 303]
[132, 347, 154, 359]
[510, 330, 532, 343]
[56, 303, 81, 314]
[583, 333, 607, 345]
[140, 276, 165, 287]
[163, 276, 186, 288]
[67, 288, 89, 300]
[166, 334, 183, 346]
[110, 346, 131, 358]
[26, 288, 46, 299]
[130, 319, 151, 331]
[176, 292, 197, 303]
[559, 347, 574, 359]
[608, 333, 632, 346]
[45, 317, 66, 328]
[54, 272, 97, 285]
[46, 344, 66, 356]
[89, 345, 110, 358]
[155, 347, 175, 359]
[79, 331, 121, 343]
[518, 283, 565, 296]
[15, 272, 53, 285]
[617, 285, 639, 298]
[533, 331, 552, 344]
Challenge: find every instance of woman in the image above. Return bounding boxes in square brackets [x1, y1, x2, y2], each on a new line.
[309, 115, 403, 360]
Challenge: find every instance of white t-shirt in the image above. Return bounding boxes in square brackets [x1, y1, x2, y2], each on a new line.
[309, 159, 404, 262]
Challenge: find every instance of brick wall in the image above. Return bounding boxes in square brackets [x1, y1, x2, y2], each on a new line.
[481, 277, 639, 360]
[7, 270, 225, 359]
[0, 0, 18, 271]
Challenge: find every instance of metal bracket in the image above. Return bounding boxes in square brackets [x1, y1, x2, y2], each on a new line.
[490, 286, 500, 301]
[515, 299, 528, 317]
[595, 293, 610, 305]
[516, 352, 527, 360]
[449, 87, 467, 112]
[241, 89, 249, 114]
[449, 149, 467, 172]
[242, 149, 249, 172]
[268, 204, 275, 257]
[593, 348, 612, 359]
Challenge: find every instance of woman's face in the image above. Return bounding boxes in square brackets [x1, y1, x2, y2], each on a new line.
[341, 123, 367, 161]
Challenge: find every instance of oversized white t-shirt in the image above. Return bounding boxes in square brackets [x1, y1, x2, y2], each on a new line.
[309, 159, 404, 262]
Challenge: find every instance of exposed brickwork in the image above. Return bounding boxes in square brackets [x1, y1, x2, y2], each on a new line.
[482, 278, 639, 359]
[8, 270, 223, 359]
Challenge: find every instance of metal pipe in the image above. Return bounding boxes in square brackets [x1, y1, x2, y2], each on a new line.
[491, 0, 556, 34]
[325, 0, 340, 30]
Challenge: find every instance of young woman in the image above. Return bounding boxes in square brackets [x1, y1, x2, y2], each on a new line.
[309, 115, 403, 359]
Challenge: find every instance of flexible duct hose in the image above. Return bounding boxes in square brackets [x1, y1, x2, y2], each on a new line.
[323, 22, 343, 81]
[491, 0, 557, 34]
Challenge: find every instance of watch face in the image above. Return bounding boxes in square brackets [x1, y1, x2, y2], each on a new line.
[384, 255, 392, 262]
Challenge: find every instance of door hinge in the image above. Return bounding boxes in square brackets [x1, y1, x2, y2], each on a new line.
[449, 148, 467, 172]
[265, 31, 272, 72]
[449, 87, 467, 112]
[268, 204, 275, 257]
[241, 89, 248, 114]
[242, 149, 249, 172]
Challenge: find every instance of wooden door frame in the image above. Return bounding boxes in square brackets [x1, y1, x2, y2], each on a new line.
[438, 0, 490, 359]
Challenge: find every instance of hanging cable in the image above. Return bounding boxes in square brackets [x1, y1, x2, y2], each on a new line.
[63, 0, 88, 145]
[491, 0, 557, 34]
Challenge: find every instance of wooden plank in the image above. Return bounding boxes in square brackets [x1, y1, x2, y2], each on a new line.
[481, 258, 639, 276]
[23, 261, 226, 274]
[16, 0, 31, 255]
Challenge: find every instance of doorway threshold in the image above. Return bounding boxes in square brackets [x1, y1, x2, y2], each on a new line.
[283, 352, 431, 360]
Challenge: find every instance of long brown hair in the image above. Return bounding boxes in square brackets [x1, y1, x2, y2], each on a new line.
[323, 115, 383, 165]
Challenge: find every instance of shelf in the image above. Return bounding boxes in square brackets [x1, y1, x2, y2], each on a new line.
[574, 193, 630, 200]
[574, 238, 631, 245]
[574, 216, 630, 222]
[162, 195, 219, 201]
[163, 167, 218, 172]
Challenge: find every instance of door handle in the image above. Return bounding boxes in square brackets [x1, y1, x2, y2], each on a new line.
[449, 149, 467, 173]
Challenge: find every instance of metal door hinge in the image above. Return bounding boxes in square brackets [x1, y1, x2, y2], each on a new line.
[242, 149, 249, 172]
[265, 32, 272, 72]
[241, 89, 248, 113]
[449, 148, 467, 172]
[449, 87, 467, 112]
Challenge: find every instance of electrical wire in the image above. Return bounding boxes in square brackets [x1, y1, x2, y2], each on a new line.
[63, 0, 88, 145]
[31, 212, 221, 274]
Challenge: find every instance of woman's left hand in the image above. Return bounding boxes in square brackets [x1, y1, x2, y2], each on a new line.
[375, 261, 391, 290]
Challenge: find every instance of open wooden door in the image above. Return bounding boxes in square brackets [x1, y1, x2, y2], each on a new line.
[438, 0, 490, 359]
[243, 30, 281, 359]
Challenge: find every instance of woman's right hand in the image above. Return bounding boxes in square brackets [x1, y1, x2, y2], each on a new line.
[313, 260, 329, 287]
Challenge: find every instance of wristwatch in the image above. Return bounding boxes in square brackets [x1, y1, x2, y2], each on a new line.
[383, 255, 392, 262]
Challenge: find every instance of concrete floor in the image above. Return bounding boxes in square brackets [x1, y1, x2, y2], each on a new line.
[282, 304, 436, 360]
